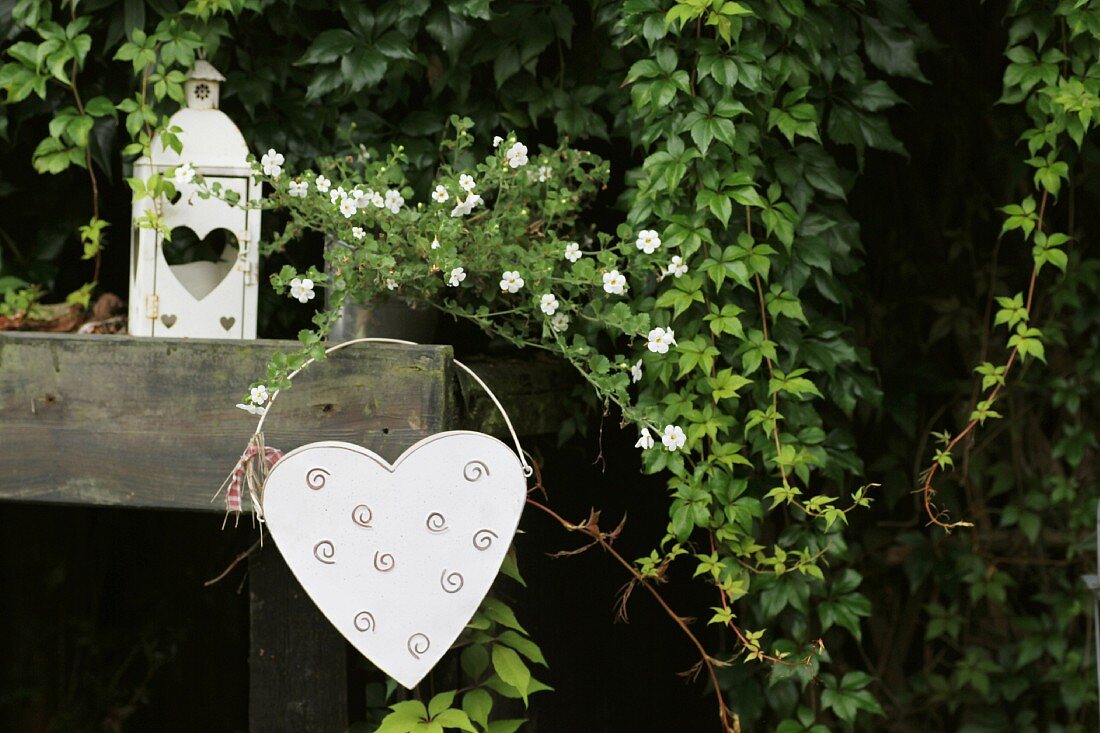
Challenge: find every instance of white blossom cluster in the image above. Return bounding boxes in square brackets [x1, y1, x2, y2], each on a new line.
[251, 146, 691, 455]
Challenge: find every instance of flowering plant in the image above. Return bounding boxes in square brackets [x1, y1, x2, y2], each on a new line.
[233, 116, 694, 454]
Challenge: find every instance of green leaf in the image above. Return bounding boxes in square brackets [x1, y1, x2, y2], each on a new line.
[480, 597, 527, 634]
[485, 721, 526, 733]
[432, 709, 476, 732]
[461, 689, 492, 728]
[862, 16, 927, 82]
[461, 643, 489, 679]
[427, 691, 456, 718]
[84, 96, 117, 118]
[491, 645, 531, 704]
[496, 630, 548, 666]
[298, 29, 357, 65]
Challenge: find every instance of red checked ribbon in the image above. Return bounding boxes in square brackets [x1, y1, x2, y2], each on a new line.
[226, 443, 283, 515]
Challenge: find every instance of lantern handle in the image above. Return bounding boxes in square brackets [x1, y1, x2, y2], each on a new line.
[253, 337, 533, 478]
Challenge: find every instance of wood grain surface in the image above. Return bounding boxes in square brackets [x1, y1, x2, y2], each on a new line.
[0, 333, 451, 511]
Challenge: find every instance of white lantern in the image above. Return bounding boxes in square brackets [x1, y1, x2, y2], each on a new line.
[128, 60, 261, 338]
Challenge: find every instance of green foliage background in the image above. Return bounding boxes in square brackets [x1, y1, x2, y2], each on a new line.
[2, 0, 1099, 731]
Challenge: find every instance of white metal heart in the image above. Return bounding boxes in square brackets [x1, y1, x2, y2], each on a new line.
[261, 431, 526, 689]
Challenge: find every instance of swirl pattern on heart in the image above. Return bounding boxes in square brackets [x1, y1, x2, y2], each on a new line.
[261, 432, 526, 689]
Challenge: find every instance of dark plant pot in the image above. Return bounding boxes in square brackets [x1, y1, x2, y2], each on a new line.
[328, 294, 439, 343]
[325, 237, 439, 343]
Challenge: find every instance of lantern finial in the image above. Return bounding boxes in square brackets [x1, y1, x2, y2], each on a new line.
[185, 60, 226, 111]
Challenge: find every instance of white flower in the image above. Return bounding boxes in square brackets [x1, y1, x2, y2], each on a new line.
[260, 149, 284, 178]
[351, 227, 366, 240]
[493, 135, 504, 148]
[630, 359, 643, 383]
[173, 162, 195, 185]
[250, 385, 269, 405]
[602, 270, 627, 295]
[448, 267, 466, 287]
[350, 188, 365, 202]
[371, 192, 385, 208]
[339, 196, 358, 218]
[384, 189, 404, 213]
[661, 424, 687, 452]
[330, 186, 347, 205]
[432, 185, 450, 203]
[499, 270, 525, 294]
[667, 255, 688, 278]
[646, 327, 677, 354]
[315, 174, 331, 193]
[386, 278, 398, 290]
[539, 293, 559, 315]
[504, 142, 528, 168]
[635, 428, 655, 450]
[551, 312, 571, 332]
[288, 179, 308, 198]
[450, 192, 483, 217]
[289, 277, 315, 304]
[636, 229, 661, 254]
[236, 402, 267, 416]
[537, 165, 552, 182]
[431, 237, 441, 250]
[459, 174, 476, 191]
[564, 242, 582, 263]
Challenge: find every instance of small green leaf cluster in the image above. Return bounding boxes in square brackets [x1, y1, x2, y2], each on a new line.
[925, 0, 1099, 515]
[369, 555, 548, 733]
[903, 2, 1100, 729]
[0, 0, 245, 301]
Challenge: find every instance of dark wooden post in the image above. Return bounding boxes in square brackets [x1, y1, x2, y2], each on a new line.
[248, 545, 348, 732]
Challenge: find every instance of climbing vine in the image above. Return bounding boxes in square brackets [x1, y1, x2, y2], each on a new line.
[238, 1, 925, 730]
[921, 0, 1098, 529]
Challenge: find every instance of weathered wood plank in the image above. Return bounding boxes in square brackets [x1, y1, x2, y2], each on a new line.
[0, 333, 451, 511]
[249, 545, 348, 733]
[456, 354, 577, 439]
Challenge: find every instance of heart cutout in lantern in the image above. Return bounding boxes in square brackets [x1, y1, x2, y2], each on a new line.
[162, 226, 239, 301]
[261, 431, 527, 689]
[160, 314, 177, 328]
[220, 316, 236, 331]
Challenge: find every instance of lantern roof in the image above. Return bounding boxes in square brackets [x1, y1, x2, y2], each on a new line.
[188, 59, 226, 83]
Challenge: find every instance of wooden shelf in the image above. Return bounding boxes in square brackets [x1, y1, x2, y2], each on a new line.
[0, 331, 576, 733]
[0, 332, 570, 513]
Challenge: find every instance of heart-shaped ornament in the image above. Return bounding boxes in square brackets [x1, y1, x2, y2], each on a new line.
[262, 431, 526, 689]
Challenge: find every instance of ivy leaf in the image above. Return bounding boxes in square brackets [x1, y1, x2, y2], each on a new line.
[862, 16, 928, 82]
[298, 29, 357, 65]
[485, 721, 527, 733]
[480, 597, 527, 634]
[821, 672, 886, 723]
[461, 689, 492, 728]
[497, 630, 548, 666]
[427, 691, 456, 719]
[850, 79, 903, 112]
[491, 645, 532, 704]
[432, 709, 476, 732]
[342, 47, 387, 91]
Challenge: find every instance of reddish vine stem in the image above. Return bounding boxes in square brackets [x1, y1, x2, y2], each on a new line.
[525, 496, 738, 733]
[68, 1, 102, 285]
[746, 209, 791, 491]
[920, 190, 1049, 529]
[708, 533, 816, 668]
[204, 538, 260, 587]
